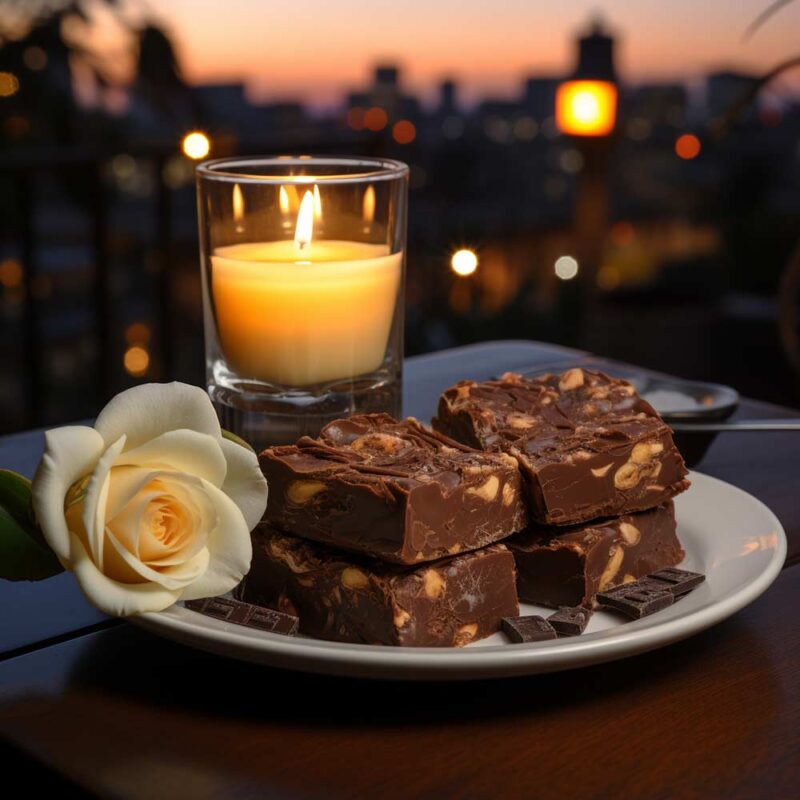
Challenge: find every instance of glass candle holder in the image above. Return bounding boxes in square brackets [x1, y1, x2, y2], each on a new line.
[197, 156, 408, 450]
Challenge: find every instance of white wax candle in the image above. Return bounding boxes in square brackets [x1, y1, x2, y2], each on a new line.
[211, 241, 402, 386]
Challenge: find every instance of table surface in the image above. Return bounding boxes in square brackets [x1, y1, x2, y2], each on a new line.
[1, 340, 798, 800]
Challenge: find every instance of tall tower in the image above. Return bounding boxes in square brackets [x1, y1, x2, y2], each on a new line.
[573, 17, 616, 82]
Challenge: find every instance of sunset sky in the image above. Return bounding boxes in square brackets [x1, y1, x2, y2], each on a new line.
[125, 0, 800, 107]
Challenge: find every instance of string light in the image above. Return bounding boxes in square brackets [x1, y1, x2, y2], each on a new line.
[451, 249, 478, 277]
[181, 131, 210, 160]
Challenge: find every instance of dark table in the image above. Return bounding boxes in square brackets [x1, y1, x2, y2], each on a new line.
[1, 341, 798, 799]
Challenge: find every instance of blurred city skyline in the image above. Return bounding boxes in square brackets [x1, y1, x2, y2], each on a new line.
[81, 0, 800, 109]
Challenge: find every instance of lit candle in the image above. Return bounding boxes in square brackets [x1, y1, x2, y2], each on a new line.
[211, 187, 403, 387]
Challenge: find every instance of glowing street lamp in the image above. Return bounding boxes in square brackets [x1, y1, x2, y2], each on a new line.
[556, 16, 618, 139]
[556, 80, 617, 137]
[555, 17, 618, 345]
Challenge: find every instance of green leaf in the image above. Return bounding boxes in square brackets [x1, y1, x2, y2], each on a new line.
[0, 506, 63, 581]
[0, 469, 35, 530]
[221, 429, 256, 453]
[0, 468, 51, 552]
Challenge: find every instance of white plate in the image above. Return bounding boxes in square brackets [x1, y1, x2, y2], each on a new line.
[133, 472, 786, 680]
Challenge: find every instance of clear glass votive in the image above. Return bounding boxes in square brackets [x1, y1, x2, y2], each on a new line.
[197, 156, 408, 449]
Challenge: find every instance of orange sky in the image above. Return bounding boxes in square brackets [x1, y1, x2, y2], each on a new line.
[118, 0, 800, 107]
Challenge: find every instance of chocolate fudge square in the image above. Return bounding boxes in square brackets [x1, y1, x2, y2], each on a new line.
[238, 526, 519, 647]
[434, 369, 689, 525]
[260, 414, 528, 565]
[508, 501, 684, 608]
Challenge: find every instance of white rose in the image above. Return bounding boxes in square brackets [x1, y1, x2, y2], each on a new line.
[31, 382, 268, 616]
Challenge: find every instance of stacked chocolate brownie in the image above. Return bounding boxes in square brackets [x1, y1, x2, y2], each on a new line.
[433, 368, 690, 608]
[238, 414, 528, 646]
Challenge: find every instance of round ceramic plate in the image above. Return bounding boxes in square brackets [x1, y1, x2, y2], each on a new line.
[133, 472, 786, 680]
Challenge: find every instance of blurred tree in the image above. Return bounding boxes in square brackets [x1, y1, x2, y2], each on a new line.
[0, 1, 123, 147]
[127, 23, 199, 141]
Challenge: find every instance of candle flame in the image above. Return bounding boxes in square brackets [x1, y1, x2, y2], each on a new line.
[279, 186, 290, 215]
[313, 184, 322, 220]
[233, 183, 245, 225]
[362, 185, 375, 223]
[295, 190, 315, 250]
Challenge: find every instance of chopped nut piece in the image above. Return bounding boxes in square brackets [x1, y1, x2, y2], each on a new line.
[467, 474, 500, 501]
[598, 545, 624, 591]
[559, 368, 585, 391]
[502, 482, 516, 506]
[631, 440, 664, 464]
[286, 480, 327, 505]
[393, 608, 411, 629]
[423, 569, 445, 599]
[341, 567, 369, 589]
[619, 522, 641, 546]
[507, 413, 536, 429]
[454, 622, 478, 646]
[350, 433, 406, 453]
[614, 461, 640, 490]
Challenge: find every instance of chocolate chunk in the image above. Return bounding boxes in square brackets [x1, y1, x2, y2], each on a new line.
[548, 606, 592, 636]
[185, 596, 299, 635]
[647, 567, 705, 596]
[596, 582, 674, 619]
[508, 502, 683, 607]
[260, 413, 528, 564]
[237, 526, 519, 647]
[434, 369, 690, 526]
[501, 615, 558, 643]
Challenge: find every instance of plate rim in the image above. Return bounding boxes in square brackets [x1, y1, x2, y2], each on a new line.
[132, 471, 787, 679]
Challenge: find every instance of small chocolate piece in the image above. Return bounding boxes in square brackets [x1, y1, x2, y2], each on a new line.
[548, 606, 592, 636]
[238, 526, 520, 647]
[434, 369, 690, 526]
[501, 615, 557, 643]
[185, 596, 299, 635]
[596, 583, 674, 619]
[647, 567, 705, 596]
[508, 502, 683, 608]
[260, 413, 528, 565]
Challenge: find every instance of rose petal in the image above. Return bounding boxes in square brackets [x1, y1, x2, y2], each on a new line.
[104, 465, 161, 531]
[105, 470, 214, 566]
[136, 475, 216, 565]
[218, 437, 269, 530]
[179, 479, 252, 601]
[94, 382, 221, 451]
[69, 532, 181, 616]
[104, 529, 210, 590]
[116, 429, 227, 488]
[32, 426, 105, 561]
[82, 436, 127, 567]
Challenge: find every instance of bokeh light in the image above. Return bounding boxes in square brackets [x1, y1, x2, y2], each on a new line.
[554, 255, 579, 280]
[123, 345, 150, 377]
[347, 106, 365, 130]
[451, 249, 479, 277]
[0, 258, 23, 288]
[364, 106, 388, 132]
[125, 321, 151, 345]
[0, 72, 20, 97]
[181, 131, 210, 160]
[392, 120, 416, 144]
[23, 46, 47, 71]
[675, 133, 701, 160]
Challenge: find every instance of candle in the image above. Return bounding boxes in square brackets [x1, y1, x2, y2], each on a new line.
[211, 189, 403, 387]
